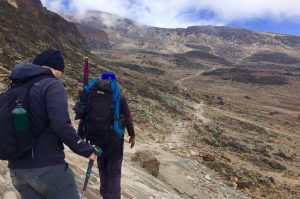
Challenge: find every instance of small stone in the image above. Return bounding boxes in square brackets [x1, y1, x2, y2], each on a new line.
[205, 174, 211, 181]
[237, 180, 252, 189]
[261, 176, 275, 187]
[191, 150, 199, 156]
[230, 176, 238, 190]
[268, 176, 275, 184]
[3, 191, 17, 199]
[202, 151, 215, 161]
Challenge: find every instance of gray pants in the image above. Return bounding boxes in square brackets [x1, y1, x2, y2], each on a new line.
[10, 164, 80, 199]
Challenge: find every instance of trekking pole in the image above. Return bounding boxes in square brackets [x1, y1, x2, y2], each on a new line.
[80, 57, 89, 141]
[83, 57, 89, 89]
[80, 146, 102, 199]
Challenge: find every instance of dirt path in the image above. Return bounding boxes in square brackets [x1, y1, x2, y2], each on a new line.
[176, 67, 217, 86]
[179, 70, 207, 82]
[66, 99, 247, 199]
[192, 102, 210, 124]
[175, 67, 216, 125]
[0, 76, 246, 199]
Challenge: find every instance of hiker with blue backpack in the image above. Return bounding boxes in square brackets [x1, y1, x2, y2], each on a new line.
[75, 71, 136, 199]
[0, 49, 99, 199]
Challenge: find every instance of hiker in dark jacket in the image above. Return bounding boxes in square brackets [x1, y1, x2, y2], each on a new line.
[8, 49, 98, 199]
[78, 72, 135, 199]
[98, 72, 135, 199]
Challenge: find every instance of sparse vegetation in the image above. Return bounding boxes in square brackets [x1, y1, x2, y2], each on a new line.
[203, 68, 289, 85]
[273, 150, 293, 161]
[248, 52, 299, 64]
[1, 1, 300, 198]
[111, 62, 165, 75]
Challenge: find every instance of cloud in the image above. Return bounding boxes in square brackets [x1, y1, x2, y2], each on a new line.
[41, 0, 300, 28]
[41, 0, 64, 13]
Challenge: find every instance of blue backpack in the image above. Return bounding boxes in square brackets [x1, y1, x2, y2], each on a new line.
[74, 78, 125, 145]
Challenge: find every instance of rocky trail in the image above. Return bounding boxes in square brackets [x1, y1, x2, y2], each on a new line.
[0, 67, 248, 199]
[66, 73, 247, 199]
[0, 96, 246, 199]
[64, 130, 248, 199]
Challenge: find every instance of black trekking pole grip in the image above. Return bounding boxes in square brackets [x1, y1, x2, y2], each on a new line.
[93, 145, 102, 157]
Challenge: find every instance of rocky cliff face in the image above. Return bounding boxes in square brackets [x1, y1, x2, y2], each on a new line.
[75, 23, 111, 49]
[0, 0, 89, 71]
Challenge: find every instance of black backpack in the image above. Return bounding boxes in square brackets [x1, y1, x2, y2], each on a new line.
[0, 75, 49, 160]
[74, 79, 125, 145]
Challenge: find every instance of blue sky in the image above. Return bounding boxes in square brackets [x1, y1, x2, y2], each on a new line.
[229, 18, 300, 36]
[41, 0, 300, 36]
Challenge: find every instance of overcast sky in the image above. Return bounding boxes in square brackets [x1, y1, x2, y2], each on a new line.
[41, 0, 300, 35]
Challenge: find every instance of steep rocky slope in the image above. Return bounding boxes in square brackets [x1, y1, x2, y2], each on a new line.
[75, 23, 111, 49]
[0, 0, 90, 79]
[91, 48, 300, 199]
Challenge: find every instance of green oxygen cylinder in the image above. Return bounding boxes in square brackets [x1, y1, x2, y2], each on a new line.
[11, 103, 33, 152]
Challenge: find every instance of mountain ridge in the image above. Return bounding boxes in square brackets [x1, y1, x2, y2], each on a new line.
[65, 10, 300, 65]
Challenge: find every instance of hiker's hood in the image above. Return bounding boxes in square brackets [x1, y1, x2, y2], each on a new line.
[9, 63, 54, 82]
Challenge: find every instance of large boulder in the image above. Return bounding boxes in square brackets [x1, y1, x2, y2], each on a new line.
[131, 151, 160, 177]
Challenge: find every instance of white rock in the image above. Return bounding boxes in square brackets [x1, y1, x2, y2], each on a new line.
[3, 191, 17, 199]
[205, 174, 211, 181]
[191, 150, 199, 156]
[6, 0, 18, 9]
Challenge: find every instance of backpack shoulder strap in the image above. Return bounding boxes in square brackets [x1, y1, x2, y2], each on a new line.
[111, 81, 125, 137]
[24, 75, 54, 139]
[11, 75, 54, 104]
[84, 77, 99, 93]
[12, 75, 53, 88]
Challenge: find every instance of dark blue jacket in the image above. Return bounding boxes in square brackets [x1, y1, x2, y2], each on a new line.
[8, 64, 93, 169]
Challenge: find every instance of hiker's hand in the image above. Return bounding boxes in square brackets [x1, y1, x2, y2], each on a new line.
[89, 153, 97, 161]
[129, 136, 135, 148]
